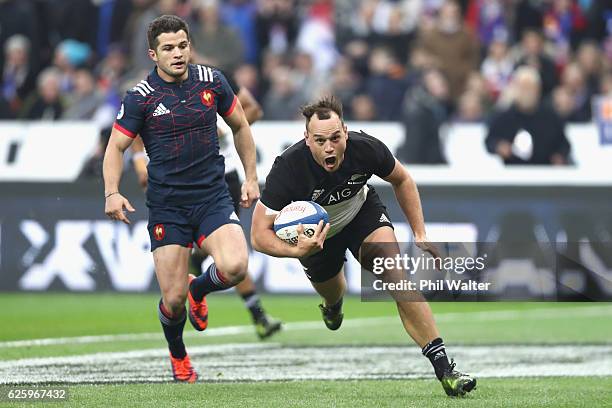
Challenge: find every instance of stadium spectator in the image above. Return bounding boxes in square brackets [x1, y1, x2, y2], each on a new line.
[19, 67, 63, 120]
[417, 0, 480, 103]
[0, 0, 40, 78]
[220, 0, 258, 65]
[365, 46, 409, 121]
[349, 93, 377, 121]
[600, 71, 612, 96]
[575, 40, 603, 96]
[255, 0, 299, 65]
[513, 0, 544, 41]
[481, 32, 514, 101]
[455, 90, 485, 122]
[542, 0, 587, 67]
[551, 85, 574, 121]
[2, 34, 36, 115]
[514, 29, 558, 97]
[397, 69, 450, 163]
[292, 51, 326, 103]
[191, 0, 245, 72]
[234, 63, 261, 98]
[350, 0, 422, 62]
[559, 62, 592, 122]
[51, 0, 133, 60]
[96, 44, 129, 94]
[62, 68, 107, 121]
[262, 65, 304, 120]
[465, 0, 507, 49]
[52, 39, 93, 94]
[295, 0, 338, 75]
[485, 66, 571, 165]
[330, 57, 360, 118]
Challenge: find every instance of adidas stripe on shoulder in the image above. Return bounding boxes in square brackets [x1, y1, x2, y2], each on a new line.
[132, 80, 154, 96]
[196, 65, 214, 82]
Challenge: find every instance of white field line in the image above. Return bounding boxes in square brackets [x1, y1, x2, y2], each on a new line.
[0, 305, 610, 349]
[1, 344, 612, 384]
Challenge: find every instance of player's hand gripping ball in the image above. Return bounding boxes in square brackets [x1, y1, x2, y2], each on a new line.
[273, 201, 329, 245]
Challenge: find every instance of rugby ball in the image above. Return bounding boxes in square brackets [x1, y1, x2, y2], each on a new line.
[273, 201, 329, 245]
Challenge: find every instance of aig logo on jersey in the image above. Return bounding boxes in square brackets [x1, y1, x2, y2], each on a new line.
[153, 224, 165, 241]
[200, 90, 215, 107]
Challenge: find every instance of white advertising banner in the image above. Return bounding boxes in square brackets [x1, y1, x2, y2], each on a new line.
[0, 121, 98, 182]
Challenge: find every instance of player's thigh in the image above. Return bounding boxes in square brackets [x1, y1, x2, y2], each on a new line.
[200, 222, 248, 274]
[359, 226, 400, 265]
[299, 234, 346, 283]
[153, 244, 191, 298]
[310, 265, 347, 299]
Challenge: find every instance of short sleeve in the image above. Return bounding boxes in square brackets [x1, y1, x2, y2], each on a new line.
[260, 156, 294, 211]
[214, 70, 238, 117]
[113, 92, 144, 138]
[360, 131, 395, 178]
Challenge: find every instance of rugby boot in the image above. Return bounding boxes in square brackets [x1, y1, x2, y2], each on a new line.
[440, 359, 477, 396]
[318, 302, 343, 331]
[170, 353, 198, 383]
[187, 274, 209, 331]
[254, 314, 282, 339]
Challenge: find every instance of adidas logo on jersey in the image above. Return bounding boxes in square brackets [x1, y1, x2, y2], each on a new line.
[379, 213, 390, 223]
[153, 103, 170, 117]
[311, 189, 325, 201]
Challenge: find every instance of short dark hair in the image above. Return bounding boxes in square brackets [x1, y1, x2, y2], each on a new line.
[147, 15, 190, 50]
[301, 95, 343, 131]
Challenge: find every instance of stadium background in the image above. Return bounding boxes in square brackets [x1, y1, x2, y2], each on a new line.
[1, 0, 611, 406]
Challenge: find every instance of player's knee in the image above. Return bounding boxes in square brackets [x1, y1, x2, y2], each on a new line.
[163, 293, 187, 316]
[218, 257, 248, 285]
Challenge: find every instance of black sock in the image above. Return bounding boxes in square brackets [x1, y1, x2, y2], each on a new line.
[241, 290, 265, 322]
[325, 297, 343, 313]
[158, 299, 187, 359]
[190, 263, 231, 301]
[189, 252, 205, 277]
[422, 337, 451, 380]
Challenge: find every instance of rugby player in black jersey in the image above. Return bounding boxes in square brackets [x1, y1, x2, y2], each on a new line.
[251, 96, 476, 396]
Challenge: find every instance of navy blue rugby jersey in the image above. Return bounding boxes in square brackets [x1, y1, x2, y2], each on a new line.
[113, 64, 237, 206]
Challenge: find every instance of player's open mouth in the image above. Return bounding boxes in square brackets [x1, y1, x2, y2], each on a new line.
[172, 61, 185, 69]
[324, 156, 336, 168]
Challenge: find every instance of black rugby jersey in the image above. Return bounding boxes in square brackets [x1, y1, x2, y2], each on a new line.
[260, 131, 395, 237]
[114, 64, 237, 206]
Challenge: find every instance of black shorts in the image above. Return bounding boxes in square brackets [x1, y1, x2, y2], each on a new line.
[299, 187, 393, 283]
[225, 170, 241, 214]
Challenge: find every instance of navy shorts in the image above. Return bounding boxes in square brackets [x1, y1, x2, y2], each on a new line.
[147, 191, 241, 252]
[299, 187, 393, 283]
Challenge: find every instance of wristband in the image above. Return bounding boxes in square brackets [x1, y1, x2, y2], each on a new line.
[105, 191, 119, 199]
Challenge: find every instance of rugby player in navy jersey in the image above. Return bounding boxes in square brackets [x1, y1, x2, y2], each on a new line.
[103, 15, 259, 383]
[131, 75, 282, 340]
[250, 96, 476, 396]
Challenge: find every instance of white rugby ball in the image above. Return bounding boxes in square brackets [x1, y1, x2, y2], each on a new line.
[273, 201, 329, 245]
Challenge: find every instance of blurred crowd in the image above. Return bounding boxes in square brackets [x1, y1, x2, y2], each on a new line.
[1, 0, 611, 165]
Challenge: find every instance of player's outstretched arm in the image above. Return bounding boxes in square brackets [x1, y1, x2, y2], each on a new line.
[224, 98, 259, 208]
[383, 158, 442, 260]
[251, 202, 329, 258]
[103, 128, 136, 224]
